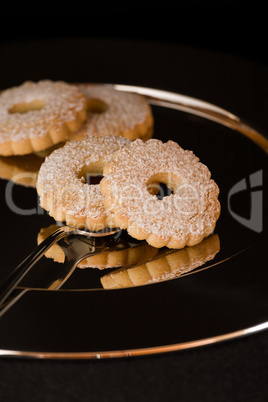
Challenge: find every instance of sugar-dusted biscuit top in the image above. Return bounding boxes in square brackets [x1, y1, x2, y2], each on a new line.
[0, 80, 87, 156]
[70, 84, 154, 141]
[36, 134, 131, 232]
[100, 138, 221, 249]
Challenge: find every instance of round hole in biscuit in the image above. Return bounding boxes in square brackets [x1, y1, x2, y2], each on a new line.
[8, 99, 46, 114]
[79, 172, 104, 185]
[156, 182, 173, 200]
[78, 164, 104, 185]
[85, 173, 104, 185]
[146, 173, 183, 200]
[86, 97, 109, 114]
[147, 182, 173, 200]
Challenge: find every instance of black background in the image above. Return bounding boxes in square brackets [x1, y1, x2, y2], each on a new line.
[0, 4, 267, 67]
[0, 6, 267, 402]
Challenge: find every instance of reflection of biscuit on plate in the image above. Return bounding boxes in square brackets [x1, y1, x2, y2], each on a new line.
[37, 224, 159, 269]
[0, 80, 87, 156]
[0, 154, 45, 187]
[100, 234, 220, 289]
[0, 141, 71, 187]
[69, 84, 154, 141]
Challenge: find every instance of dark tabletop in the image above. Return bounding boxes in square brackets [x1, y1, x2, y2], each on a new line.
[0, 8, 267, 402]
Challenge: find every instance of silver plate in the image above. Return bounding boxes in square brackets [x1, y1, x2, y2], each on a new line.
[0, 85, 267, 359]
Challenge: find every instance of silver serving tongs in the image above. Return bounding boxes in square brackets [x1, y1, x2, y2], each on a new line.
[0, 225, 122, 309]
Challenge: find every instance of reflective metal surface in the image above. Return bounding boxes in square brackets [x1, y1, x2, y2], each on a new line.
[0, 226, 123, 313]
[0, 84, 267, 359]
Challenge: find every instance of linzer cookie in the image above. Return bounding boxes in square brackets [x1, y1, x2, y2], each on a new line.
[100, 138, 221, 249]
[36, 134, 131, 231]
[0, 80, 87, 156]
[70, 84, 154, 141]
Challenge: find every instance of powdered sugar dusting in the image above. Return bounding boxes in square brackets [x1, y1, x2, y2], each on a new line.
[77, 84, 152, 137]
[0, 80, 86, 142]
[102, 139, 221, 244]
[37, 134, 131, 225]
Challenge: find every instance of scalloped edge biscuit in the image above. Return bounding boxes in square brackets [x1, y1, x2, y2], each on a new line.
[0, 80, 87, 156]
[100, 138, 221, 248]
[69, 84, 154, 141]
[36, 134, 132, 231]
